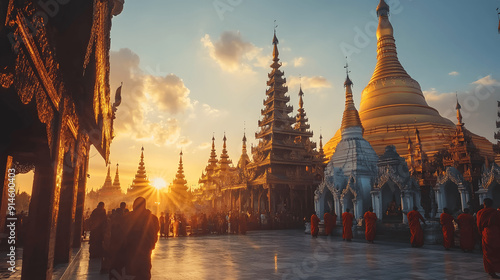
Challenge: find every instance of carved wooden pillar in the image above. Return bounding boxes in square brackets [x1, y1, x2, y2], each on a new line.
[54, 152, 78, 265]
[22, 102, 65, 280]
[250, 189, 254, 213]
[73, 149, 89, 248]
[21, 141, 64, 279]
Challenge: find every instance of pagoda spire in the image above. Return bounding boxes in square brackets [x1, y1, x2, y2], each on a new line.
[208, 135, 218, 169]
[319, 134, 325, 157]
[340, 63, 363, 133]
[102, 164, 112, 189]
[129, 146, 151, 192]
[173, 150, 187, 186]
[171, 150, 188, 208]
[294, 85, 310, 133]
[112, 163, 121, 189]
[219, 133, 232, 171]
[456, 94, 463, 126]
[272, 21, 279, 61]
[238, 131, 250, 169]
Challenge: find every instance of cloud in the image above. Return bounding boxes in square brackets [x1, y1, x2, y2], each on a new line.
[293, 57, 305, 67]
[423, 76, 499, 141]
[146, 74, 192, 114]
[448, 71, 459, 76]
[196, 142, 211, 151]
[472, 75, 500, 86]
[201, 31, 269, 72]
[288, 76, 332, 90]
[110, 48, 193, 146]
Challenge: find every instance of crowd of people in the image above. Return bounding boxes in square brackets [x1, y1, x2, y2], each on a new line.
[84, 196, 500, 279]
[85, 197, 159, 279]
[309, 199, 500, 279]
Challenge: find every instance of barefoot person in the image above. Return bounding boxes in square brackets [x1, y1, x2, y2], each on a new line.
[477, 198, 500, 279]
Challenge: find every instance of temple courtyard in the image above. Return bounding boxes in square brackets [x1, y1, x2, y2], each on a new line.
[38, 230, 488, 280]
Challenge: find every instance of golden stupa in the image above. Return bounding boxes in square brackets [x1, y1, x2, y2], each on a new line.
[324, 0, 494, 160]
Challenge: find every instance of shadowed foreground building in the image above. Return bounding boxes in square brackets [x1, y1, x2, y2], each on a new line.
[0, 0, 122, 279]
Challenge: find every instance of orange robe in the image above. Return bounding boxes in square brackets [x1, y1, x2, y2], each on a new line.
[342, 212, 354, 240]
[311, 214, 320, 237]
[440, 212, 455, 249]
[324, 213, 333, 236]
[407, 210, 425, 247]
[457, 213, 475, 251]
[477, 207, 500, 274]
[364, 211, 377, 242]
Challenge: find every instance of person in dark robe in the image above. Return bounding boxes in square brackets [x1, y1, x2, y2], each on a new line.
[457, 208, 475, 252]
[342, 209, 354, 241]
[324, 211, 333, 236]
[440, 208, 456, 250]
[477, 198, 500, 279]
[239, 212, 248, 235]
[191, 213, 198, 235]
[407, 206, 426, 247]
[108, 202, 128, 278]
[364, 207, 377, 243]
[119, 197, 159, 280]
[89, 202, 107, 259]
[310, 211, 320, 238]
[159, 212, 166, 238]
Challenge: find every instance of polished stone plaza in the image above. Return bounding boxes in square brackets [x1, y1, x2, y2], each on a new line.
[53, 230, 489, 280]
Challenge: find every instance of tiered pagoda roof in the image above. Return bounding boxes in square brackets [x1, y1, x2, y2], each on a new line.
[127, 147, 152, 194]
[444, 98, 484, 188]
[198, 136, 218, 187]
[171, 151, 188, 193]
[247, 30, 321, 186]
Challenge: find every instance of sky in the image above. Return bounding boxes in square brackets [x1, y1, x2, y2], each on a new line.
[15, 0, 500, 195]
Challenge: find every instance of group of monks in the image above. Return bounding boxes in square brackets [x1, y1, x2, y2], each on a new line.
[310, 207, 374, 243]
[310, 198, 500, 279]
[87, 197, 159, 280]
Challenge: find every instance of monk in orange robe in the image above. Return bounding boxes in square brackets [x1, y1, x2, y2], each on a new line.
[477, 198, 500, 279]
[407, 206, 426, 247]
[342, 209, 354, 241]
[324, 211, 335, 236]
[440, 208, 456, 249]
[364, 207, 377, 243]
[457, 208, 475, 252]
[310, 212, 320, 238]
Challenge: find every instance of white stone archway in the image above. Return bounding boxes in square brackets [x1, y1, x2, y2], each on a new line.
[434, 167, 469, 215]
[371, 146, 422, 224]
[477, 163, 500, 209]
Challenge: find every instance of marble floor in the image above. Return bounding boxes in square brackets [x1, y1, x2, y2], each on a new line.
[64, 230, 490, 280]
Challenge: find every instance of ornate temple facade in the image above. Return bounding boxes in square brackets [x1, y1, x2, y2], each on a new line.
[319, 0, 497, 218]
[315, 0, 500, 228]
[315, 71, 378, 221]
[0, 0, 123, 278]
[197, 31, 324, 219]
[324, 0, 495, 164]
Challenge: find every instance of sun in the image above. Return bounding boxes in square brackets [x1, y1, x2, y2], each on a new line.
[151, 177, 167, 190]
